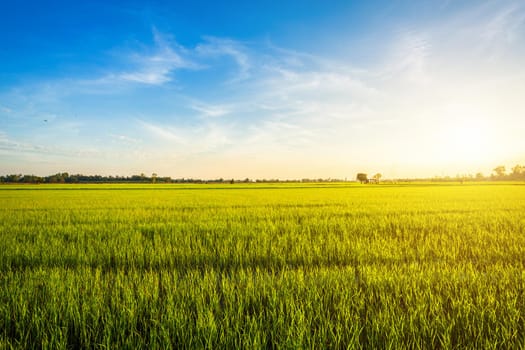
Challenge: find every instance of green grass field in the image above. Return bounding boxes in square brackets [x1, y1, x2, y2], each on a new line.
[1, 183, 524, 348]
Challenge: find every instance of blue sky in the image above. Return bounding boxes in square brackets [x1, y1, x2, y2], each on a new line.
[1, 0, 524, 179]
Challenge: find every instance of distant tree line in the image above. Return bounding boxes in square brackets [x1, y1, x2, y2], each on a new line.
[0, 173, 287, 184]
[1, 164, 524, 184]
[0, 171, 358, 184]
[354, 164, 525, 184]
[0, 173, 175, 184]
[399, 164, 525, 183]
[0, 173, 349, 184]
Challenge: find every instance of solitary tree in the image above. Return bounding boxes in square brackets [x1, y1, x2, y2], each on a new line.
[373, 173, 382, 183]
[356, 173, 368, 184]
[152, 173, 157, 183]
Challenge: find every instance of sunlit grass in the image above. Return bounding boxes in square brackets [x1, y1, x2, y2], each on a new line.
[1, 183, 524, 348]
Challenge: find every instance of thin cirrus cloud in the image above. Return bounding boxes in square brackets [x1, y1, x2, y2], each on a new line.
[190, 103, 232, 118]
[112, 30, 199, 85]
[107, 32, 252, 86]
[195, 37, 252, 82]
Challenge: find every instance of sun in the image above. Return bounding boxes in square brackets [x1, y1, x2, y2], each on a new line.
[449, 122, 486, 157]
[436, 118, 493, 164]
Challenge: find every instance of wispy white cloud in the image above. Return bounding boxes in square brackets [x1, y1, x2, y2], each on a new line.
[117, 29, 200, 85]
[138, 120, 186, 142]
[137, 118, 235, 161]
[379, 30, 430, 84]
[196, 37, 251, 81]
[0, 136, 99, 158]
[190, 102, 231, 118]
[481, 3, 525, 45]
[117, 50, 183, 85]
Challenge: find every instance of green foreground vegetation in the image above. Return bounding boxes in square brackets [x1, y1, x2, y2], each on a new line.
[1, 183, 524, 348]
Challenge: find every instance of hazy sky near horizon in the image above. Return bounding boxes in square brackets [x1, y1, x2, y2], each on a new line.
[1, 0, 524, 179]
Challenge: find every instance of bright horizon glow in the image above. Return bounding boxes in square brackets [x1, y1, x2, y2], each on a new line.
[1, 1, 524, 179]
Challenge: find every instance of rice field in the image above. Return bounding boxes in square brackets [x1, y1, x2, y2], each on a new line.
[1, 183, 524, 348]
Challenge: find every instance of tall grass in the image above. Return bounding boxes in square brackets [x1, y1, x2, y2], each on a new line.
[1, 183, 524, 348]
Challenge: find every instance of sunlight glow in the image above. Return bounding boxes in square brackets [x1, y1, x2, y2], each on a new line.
[435, 106, 496, 165]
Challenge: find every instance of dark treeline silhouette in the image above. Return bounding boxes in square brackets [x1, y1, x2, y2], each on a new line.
[1, 164, 524, 184]
[0, 173, 174, 184]
[0, 173, 345, 184]
[0, 173, 231, 184]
